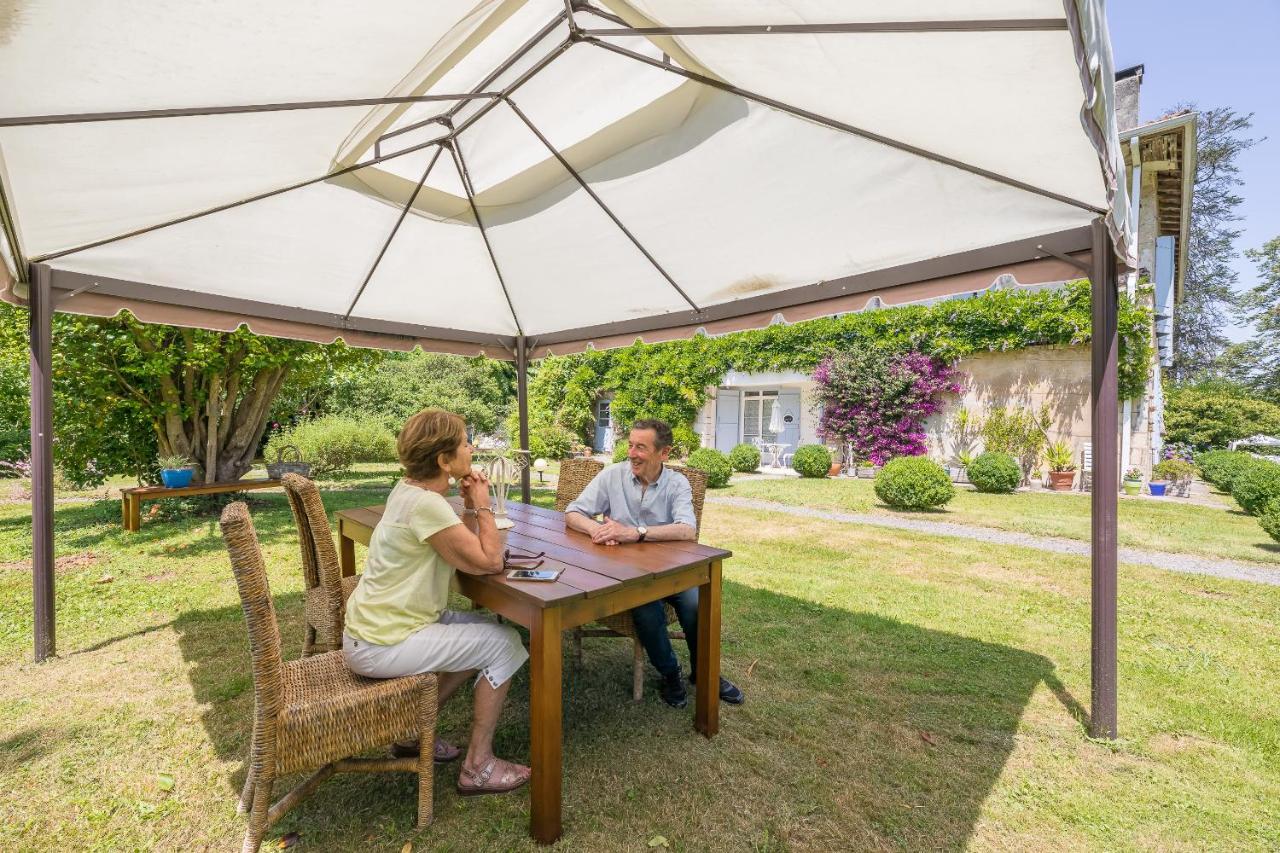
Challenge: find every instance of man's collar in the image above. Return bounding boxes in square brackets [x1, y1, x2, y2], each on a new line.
[629, 462, 667, 487]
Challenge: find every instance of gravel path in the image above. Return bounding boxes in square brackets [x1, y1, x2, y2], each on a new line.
[709, 496, 1280, 587]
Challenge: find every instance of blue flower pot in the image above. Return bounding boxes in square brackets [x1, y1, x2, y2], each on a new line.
[1148, 482, 1167, 496]
[161, 468, 194, 488]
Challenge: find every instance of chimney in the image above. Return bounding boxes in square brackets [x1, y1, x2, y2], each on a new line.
[1114, 64, 1144, 132]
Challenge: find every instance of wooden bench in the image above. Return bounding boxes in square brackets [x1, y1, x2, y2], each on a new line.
[120, 478, 281, 532]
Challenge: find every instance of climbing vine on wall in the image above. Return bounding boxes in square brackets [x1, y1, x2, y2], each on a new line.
[524, 279, 1152, 455]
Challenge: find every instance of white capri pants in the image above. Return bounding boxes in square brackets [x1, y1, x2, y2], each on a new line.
[344, 610, 529, 689]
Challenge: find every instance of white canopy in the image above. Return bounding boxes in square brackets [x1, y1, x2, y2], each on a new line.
[0, 0, 1130, 356]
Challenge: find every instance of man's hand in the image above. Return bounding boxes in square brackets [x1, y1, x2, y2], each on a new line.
[591, 516, 639, 546]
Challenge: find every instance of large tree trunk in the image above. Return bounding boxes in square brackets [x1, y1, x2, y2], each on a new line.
[131, 327, 288, 483]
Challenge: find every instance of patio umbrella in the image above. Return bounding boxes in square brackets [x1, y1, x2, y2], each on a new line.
[767, 399, 784, 437]
[0, 0, 1130, 738]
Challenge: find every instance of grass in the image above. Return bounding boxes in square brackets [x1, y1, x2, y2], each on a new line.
[723, 475, 1280, 566]
[1, 466, 1278, 849]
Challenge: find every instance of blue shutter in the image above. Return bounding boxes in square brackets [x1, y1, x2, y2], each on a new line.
[715, 389, 741, 451]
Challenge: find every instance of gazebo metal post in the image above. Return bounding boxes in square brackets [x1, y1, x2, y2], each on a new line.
[516, 335, 531, 504]
[1090, 217, 1119, 739]
[29, 262, 55, 662]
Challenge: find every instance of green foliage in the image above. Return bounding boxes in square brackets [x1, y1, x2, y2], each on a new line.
[980, 405, 1050, 478]
[873, 456, 955, 509]
[156, 454, 191, 471]
[265, 415, 396, 476]
[523, 280, 1151, 464]
[967, 452, 1021, 494]
[1194, 449, 1255, 491]
[791, 444, 832, 479]
[1044, 440, 1076, 473]
[322, 350, 513, 434]
[1151, 458, 1196, 483]
[728, 443, 762, 473]
[1228, 459, 1280, 516]
[612, 441, 630, 463]
[686, 448, 732, 488]
[1164, 380, 1280, 449]
[1258, 499, 1280, 543]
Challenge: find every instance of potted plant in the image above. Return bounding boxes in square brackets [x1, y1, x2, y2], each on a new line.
[1151, 458, 1195, 497]
[1044, 440, 1077, 491]
[856, 459, 881, 479]
[1122, 467, 1143, 496]
[951, 450, 974, 483]
[157, 453, 194, 488]
[1029, 467, 1044, 490]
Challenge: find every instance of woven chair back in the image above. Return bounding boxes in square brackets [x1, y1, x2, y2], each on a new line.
[554, 457, 706, 535]
[219, 502, 284, 716]
[554, 458, 606, 512]
[280, 473, 343, 593]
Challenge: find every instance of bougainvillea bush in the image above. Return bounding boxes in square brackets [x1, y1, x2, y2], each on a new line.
[814, 349, 963, 465]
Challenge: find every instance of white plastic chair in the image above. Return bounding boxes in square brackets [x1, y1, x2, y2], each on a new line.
[1079, 442, 1093, 492]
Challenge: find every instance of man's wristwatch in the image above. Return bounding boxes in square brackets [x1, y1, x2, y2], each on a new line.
[636, 525, 648, 542]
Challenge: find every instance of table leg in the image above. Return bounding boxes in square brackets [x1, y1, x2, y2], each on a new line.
[695, 560, 722, 737]
[338, 521, 355, 577]
[127, 494, 141, 533]
[529, 606, 563, 844]
[121, 496, 129, 531]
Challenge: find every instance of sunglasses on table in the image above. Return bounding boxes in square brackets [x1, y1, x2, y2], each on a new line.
[502, 547, 546, 571]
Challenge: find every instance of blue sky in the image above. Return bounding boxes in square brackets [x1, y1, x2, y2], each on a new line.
[1109, 1, 1279, 342]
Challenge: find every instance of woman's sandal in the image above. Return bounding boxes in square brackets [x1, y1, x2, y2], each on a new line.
[456, 756, 531, 797]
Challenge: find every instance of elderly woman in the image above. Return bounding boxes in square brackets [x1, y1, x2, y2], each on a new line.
[342, 408, 531, 796]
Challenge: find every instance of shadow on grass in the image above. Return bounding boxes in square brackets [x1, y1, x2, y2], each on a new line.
[172, 572, 1070, 848]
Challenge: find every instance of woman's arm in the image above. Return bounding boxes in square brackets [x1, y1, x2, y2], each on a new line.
[429, 509, 504, 574]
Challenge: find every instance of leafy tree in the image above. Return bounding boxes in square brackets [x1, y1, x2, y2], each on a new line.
[0, 304, 371, 484]
[1168, 105, 1259, 381]
[322, 350, 514, 435]
[1233, 236, 1280, 398]
[1163, 379, 1280, 449]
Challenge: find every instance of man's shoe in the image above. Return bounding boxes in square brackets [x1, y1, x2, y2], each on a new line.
[659, 671, 688, 708]
[689, 673, 745, 705]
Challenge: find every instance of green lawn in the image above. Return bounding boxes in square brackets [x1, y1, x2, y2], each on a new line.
[1, 475, 1278, 849]
[724, 476, 1280, 566]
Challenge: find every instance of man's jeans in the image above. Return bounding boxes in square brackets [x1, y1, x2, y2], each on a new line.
[631, 587, 699, 679]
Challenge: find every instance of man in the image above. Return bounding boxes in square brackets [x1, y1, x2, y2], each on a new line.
[565, 418, 744, 709]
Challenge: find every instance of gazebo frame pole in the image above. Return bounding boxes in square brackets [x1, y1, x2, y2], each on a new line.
[29, 262, 55, 662]
[516, 335, 531, 504]
[1089, 217, 1119, 739]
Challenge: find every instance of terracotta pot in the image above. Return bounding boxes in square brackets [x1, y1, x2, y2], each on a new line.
[828, 462, 842, 477]
[1048, 470, 1075, 491]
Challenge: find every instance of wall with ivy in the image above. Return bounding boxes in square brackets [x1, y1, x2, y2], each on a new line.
[526, 279, 1152, 453]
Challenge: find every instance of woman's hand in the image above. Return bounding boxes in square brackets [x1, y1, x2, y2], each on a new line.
[459, 468, 491, 509]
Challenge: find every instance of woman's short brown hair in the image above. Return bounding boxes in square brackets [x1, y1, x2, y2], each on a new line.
[398, 408, 467, 480]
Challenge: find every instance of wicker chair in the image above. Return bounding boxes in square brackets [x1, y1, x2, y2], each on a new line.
[281, 473, 360, 656]
[557, 458, 708, 701]
[219, 502, 437, 852]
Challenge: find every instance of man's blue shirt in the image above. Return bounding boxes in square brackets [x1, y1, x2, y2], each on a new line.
[564, 462, 696, 529]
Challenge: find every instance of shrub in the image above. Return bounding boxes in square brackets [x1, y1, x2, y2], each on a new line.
[791, 444, 832, 478]
[728, 443, 761, 473]
[980, 405, 1050, 479]
[529, 421, 576, 461]
[612, 441, 630, 463]
[967, 452, 1021, 493]
[1195, 450, 1255, 491]
[1151, 458, 1195, 483]
[686, 448, 732, 488]
[874, 457, 955, 509]
[1259, 499, 1280, 543]
[1165, 380, 1280, 450]
[265, 415, 396, 476]
[1229, 459, 1280, 516]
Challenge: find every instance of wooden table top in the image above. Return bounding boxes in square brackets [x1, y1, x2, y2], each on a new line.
[337, 499, 731, 611]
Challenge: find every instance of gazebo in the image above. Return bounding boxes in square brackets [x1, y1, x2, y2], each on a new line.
[0, 1, 1129, 740]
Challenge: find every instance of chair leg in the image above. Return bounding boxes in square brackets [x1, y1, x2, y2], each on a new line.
[632, 640, 645, 702]
[241, 769, 274, 853]
[237, 765, 256, 815]
[572, 627, 583, 667]
[416, 677, 438, 829]
[302, 624, 316, 658]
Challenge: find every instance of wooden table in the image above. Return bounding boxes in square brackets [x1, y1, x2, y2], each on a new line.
[121, 478, 281, 532]
[335, 499, 730, 844]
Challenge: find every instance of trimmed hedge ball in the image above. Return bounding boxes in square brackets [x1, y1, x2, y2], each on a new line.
[791, 444, 833, 478]
[874, 456, 955, 509]
[686, 448, 733, 488]
[728, 443, 762, 473]
[1195, 449, 1254, 491]
[1230, 459, 1280, 516]
[967, 451, 1022, 493]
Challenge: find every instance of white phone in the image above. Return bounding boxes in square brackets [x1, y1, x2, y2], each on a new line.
[505, 568, 561, 582]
